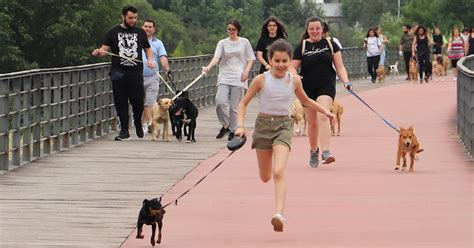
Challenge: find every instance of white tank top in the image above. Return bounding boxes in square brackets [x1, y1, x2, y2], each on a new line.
[258, 71, 294, 116]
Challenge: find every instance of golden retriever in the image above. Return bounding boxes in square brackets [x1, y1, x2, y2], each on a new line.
[395, 126, 424, 172]
[290, 99, 306, 136]
[408, 58, 418, 83]
[150, 98, 173, 142]
[376, 66, 386, 84]
[432, 57, 445, 81]
[330, 101, 343, 136]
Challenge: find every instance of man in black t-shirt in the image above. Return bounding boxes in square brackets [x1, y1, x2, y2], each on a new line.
[92, 5, 154, 141]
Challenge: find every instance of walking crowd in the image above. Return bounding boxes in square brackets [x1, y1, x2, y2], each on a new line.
[92, 5, 472, 233]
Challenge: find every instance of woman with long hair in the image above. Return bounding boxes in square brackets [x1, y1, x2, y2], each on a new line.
[256, 16, 288, 74]
[412, 25, 433, 83]
[447, 27, 466, 81]
[364, 28, 382, 83]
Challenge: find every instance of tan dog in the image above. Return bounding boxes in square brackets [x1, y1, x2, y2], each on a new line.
[376, 66, 386, 84]
[408, 58, 418, 83]
[432, 58, 445, 80]
[395, 126, 424, 172]
[442, 55, 449, 76]
[290, 99, 307, 136]
[150, 98, 173, 141]
[330, 101, 343, 136]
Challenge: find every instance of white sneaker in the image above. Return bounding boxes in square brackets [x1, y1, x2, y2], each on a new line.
[142, 123, 148, 134]
[271, 213, 286, 232]
[453, 77, 457, 81]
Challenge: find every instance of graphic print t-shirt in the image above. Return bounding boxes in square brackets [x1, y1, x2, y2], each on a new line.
[293, 38, 341, 91]
[104, 25, 150, 75]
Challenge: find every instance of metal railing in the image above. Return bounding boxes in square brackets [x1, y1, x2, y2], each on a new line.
[456, 55, 474, 158]
[0, 47, 402, 171]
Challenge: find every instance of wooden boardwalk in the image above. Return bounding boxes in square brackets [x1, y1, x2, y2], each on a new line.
[1, 77, 415, 247]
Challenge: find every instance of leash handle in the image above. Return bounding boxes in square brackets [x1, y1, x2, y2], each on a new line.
[346, 86, 400, 133]
[162, 150, 236, 208]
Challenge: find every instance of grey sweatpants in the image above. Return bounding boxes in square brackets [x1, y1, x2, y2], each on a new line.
[215, 84, 245, 132]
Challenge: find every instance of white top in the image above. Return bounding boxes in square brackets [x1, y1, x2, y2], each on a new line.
[258, 71, 294, 116]
[366, 36, 381, 57]
[214, 37, 256, 89]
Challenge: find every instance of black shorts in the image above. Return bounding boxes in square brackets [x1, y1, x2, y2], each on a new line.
[303, 81, 336, 101]
[451, 59, 459, 68]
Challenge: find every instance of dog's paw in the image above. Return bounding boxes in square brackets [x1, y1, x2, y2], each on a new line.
[337, 133, 341, 136]
[409, 168, 414, 172]
[136, 234, 144, 239]
[151, 239, 155, 246]
[394, 166, 399, 170]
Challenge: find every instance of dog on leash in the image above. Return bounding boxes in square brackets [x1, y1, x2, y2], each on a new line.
[169, 90, 189, 140]
[330, 101, 343, 136]
[389, 61, 399, 79]
[172, 95, 198, 143]
[395, 126, 424, 172]
[136, 197, 166, 246]
[408, 58, 418, 83]
[290, 99, 307, 136]
[432, 56, 445, 80]
[376, 66, 386, 84]
[151, 98, 173, 142]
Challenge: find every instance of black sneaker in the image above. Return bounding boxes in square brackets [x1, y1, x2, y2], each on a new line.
[216, 127, 230, 139]
[228, 132, 235, 141]
[114, 131, 130, 141]
[135, 123, 144, 138]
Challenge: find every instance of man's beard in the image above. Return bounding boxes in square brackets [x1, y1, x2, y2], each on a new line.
[404, 31, 408, 34]
[123, 21, 135, 29]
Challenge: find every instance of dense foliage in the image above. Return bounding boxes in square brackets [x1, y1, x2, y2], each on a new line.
[0, 0, 470, 73]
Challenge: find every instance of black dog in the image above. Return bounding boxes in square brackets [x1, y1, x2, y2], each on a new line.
[136, 197, 165, 246]
[173, 96, 198, 143]
[169, 90, 189, 140]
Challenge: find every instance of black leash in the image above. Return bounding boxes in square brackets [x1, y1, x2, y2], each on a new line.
[346, 87, 400, 133]
[162, 150, 235, 208]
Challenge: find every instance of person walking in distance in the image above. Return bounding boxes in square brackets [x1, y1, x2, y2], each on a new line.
[236, 39, 335, 232]
[141, 18, 171, 134]
[364, 28, 382, 84]
[202, 19, 255, 141]
[412, 25, 433, 83]
[399, 24, 414, 80]
[92, 5, 154, 141]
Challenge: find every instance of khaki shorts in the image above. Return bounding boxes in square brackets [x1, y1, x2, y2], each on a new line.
[251, 114, 292, 150]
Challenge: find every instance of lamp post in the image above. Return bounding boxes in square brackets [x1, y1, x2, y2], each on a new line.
[398, 0, 400, 18]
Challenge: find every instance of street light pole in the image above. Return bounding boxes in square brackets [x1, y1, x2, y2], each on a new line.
[398, 0, 400, 18]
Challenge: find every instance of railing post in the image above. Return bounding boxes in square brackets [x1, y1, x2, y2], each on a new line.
[32, 74, 41, 157]
[79, 70, 87, 142]
[52, 73, 61, 152]
[22, 76, 32, 162]
[0, 78, 9, 170]
[11, 78, 21, 166]
[71, 70, 79, 145]
[42, 73, 51, 155]
[62, 71, 71, 149]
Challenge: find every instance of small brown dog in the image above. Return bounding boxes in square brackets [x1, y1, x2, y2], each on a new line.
[408, 58, 418, 83]
[330, 101, 343, 136]
[150, 98, 173, 142]
[433, 57, 445, 80]
[376, 66, 385, 84]
[395, 126, 424, 172]
[290, 99, 307, 136]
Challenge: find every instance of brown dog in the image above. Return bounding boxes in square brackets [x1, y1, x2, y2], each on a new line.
[330, 101, 343, 136]
[395, 126, 424, 172]
[433, 57, 445, 80]
[376, 66, 385, 84]
[290, 99, 306, 136]
[150, 98, 173, 142]
[408, 58, 418, 83]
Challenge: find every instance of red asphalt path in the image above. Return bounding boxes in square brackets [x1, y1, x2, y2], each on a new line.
[122, 80, 472, 248]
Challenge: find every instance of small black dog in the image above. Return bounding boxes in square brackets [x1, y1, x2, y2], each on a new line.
[169, 90, 189, 141]
[136, 197, 165, 246]
[173, 96, 198, 143]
